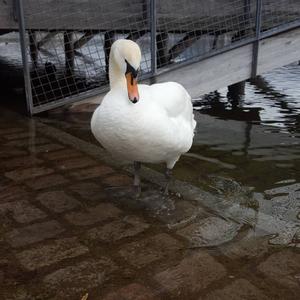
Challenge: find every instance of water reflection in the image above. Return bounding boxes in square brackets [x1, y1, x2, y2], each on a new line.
[174, 63, 300, 245]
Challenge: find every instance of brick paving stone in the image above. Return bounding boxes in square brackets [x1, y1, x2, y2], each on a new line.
[57, 157, 97, 170]
[69, 165, 115, 180]
[16, 237, 89, 271]
[154, 251, 227, 296]
[43, 257, 117, 298]
[199, 279, 268, 300]
[157, 200, 206, 228]
[5, 220, 65, 248]
[5, 167, 54, 182]
[3, 132, 33, 140]
[103, 283, 157, 300]
[37, 190, 80, 213]
[119, 233, 182, 268]
[25, 174, 69, 190]
[176, 217, 241, 247]
[69, 182, 107, 201]
[42, 148, 82, 160]
[0, 184, 28, 202]
[102, 174, 132, 187]
[86, 216, 149, 242]
[65, 203, 122, 226]
[0, 127, 24, 135]
[4, 138, 50, 147]
[0, 148, 28, 158]
[257, 250, 300, 288]
[29, 143, 65, 153]
[221, 235, 270, 259]
[0, 200, 46, 223]
[0, 156, 43, 169]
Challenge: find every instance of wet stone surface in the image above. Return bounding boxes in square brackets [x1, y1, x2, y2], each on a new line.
[177, 216, 241, 247]
[86, 215, 150, 242]
[25, 173, 69, 190]
[154, 251, 227, 296]
[5, 220, 65, 248]
[103, 283, 158, 300]
[68, 181, 107, 201]
[257, 250, 300, 289]
[37, 190, 81, 213]
[5, 166, 54, 181]
[69, 165, 115, 180]
[0, 109, 299, 299]
[16, 237, 89, 271]
[119, 233, 183, 268]
[199, 279, 269, 300]
[65, 203, 122, 226]
[42, 257, 117, 299]
[220, 233, 270, 259]
[0, 200, 47, 223]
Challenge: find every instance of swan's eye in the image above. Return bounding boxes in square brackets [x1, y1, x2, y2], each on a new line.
[125, 59, 138, 78]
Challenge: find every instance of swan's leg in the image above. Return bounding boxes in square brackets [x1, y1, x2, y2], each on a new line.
[164, 168, 173, 195]
[133, 161, 142, 197]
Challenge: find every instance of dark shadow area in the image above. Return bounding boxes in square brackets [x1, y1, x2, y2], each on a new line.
[0, 58, 27, 114]
[193, 90, 262, 122]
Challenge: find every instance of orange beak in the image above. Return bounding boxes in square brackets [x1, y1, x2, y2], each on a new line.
[126, 73, 139, 103]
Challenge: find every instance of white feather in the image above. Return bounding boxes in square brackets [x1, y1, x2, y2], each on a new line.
[91, 40, 196, 169]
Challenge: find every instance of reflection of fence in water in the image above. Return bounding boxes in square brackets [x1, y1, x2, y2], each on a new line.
[0, 0, 299, 114]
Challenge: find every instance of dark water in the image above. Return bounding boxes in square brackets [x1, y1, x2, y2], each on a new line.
[184, 63, 300, 191]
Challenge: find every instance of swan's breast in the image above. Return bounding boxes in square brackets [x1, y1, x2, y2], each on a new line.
[91, 84, 194, 163]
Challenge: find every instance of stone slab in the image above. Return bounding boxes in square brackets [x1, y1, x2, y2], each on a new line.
[16, 237, 89, 271]
[154, 251, 227, 296]
[5, 220, 65, 248]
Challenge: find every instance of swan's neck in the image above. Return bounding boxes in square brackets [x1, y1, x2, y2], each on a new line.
[109, 56, 126, 90]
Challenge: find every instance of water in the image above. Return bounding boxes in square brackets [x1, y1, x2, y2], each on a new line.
[0, 32, 299, 246]
[33, 62, 300, 246]
[166, 62, 300, 245]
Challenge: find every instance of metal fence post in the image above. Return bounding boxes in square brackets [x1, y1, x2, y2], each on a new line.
[150, 0, 157, 76]
[251, 0, 262, 78]
[15, 0, 33, 116]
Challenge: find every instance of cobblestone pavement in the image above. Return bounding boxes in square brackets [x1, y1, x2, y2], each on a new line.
[0, 108, 299, 300]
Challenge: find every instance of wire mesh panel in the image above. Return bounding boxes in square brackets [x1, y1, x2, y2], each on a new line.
[18, 0, 152, 113]
[155, 0, 257, 67]
[14, 0, 300, 114]
[261, 0, 300, 33]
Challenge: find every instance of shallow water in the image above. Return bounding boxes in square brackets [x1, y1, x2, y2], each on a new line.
[32, 62, 300, 246]
[0, 32, 299, 247]
[169, 63, 300, 245]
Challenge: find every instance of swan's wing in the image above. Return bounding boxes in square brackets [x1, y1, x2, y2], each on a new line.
[141, 82, 196, 129]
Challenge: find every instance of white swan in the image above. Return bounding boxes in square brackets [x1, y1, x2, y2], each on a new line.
[91, 39, 196, 194]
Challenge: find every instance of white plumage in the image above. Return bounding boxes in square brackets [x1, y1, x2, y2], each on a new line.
[91, 39, 196, 193]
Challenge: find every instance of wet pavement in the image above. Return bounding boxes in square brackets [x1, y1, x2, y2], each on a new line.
[0, 104, 299, 299]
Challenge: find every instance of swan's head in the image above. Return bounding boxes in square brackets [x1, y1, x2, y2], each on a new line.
[110, 39, 141, 103]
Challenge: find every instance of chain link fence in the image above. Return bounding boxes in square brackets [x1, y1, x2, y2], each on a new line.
[1, 0, 299, 114]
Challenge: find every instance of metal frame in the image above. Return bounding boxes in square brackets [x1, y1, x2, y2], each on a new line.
[251, 0, 262, 78]
[150, 0, 157, 76]
[15, 0, 34, 115]
[13, 0, 300, 115]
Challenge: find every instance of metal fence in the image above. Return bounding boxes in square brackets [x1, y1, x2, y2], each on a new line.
[9, 0, 300, 114]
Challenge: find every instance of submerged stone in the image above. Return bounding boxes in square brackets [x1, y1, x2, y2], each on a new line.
[177, 216, 241, 247]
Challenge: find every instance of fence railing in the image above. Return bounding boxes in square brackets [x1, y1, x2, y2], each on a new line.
[8, 0, 300, 114]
